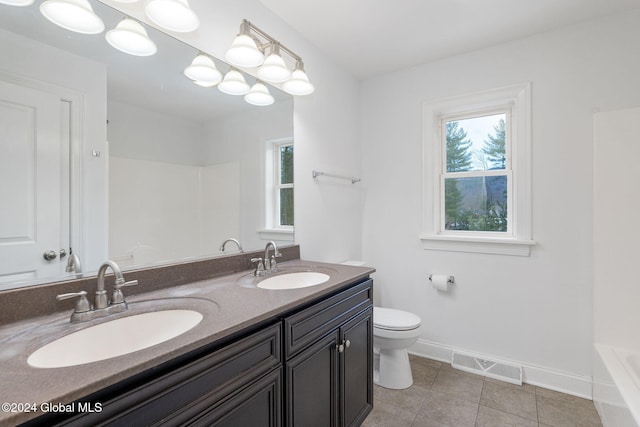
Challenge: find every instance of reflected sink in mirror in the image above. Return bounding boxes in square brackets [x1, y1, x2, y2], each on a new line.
[27, 309, 203, 369]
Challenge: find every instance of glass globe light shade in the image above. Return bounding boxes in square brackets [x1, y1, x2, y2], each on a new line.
[106, 18, 157, 56]
[144, 0, 199, 32]
[0, 0, 34, 6]
[282, 68, 315, 96]
[193, 80, 218, 88]
[184, 54, 222, 85]
[244, 82, 274, 106]
[218, 69, 250, 95]
[225, 34, 264, 68]
[257, 52, 292, 83]
[40, 0, 105, 34]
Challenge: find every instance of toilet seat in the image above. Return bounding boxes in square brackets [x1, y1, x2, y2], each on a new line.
[374, 307, 421, 331]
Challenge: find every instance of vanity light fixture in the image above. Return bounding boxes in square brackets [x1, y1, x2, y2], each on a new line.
[40, 0, 105, 34]
[144, 0, 199, 33]
[218, 68, 250, 96]
[226, 19, 314, 95]
[184, 54, 222, 86]
[244, 81, 274, 106]
[282, 60, 315, 96]
[106, 18, 157, 56]
[0, 0, 34, 6]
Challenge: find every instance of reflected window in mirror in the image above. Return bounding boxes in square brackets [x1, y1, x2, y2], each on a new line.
[262, 138, 294, 239]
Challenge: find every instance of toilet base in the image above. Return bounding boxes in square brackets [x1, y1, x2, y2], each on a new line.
[374, 347, 413, 389]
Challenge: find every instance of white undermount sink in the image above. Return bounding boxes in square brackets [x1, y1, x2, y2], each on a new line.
[257, 271, 330, 290]
[27, 309, 203, 369]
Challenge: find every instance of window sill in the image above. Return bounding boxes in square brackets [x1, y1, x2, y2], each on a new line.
[419, 234, 535, 256]
[258, 228, 294, 242]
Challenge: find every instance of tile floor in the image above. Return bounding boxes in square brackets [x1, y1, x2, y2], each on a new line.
[363, 355, 603, 427]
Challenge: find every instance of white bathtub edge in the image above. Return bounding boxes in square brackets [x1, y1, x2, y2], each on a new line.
[595, 343, 640, 426]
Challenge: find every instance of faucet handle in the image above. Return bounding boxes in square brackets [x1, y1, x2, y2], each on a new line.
[115, 279, 138, 289]
[56, 291, 91, 313]
[251, 257, 266, 276]
[269, 255, 279, 273]
[111, 279, 138, 305]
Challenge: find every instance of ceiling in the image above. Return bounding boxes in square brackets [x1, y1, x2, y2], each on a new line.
[258, 0, 640, 79]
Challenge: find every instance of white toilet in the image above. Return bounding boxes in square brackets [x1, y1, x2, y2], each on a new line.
[373, 307, 422, 389]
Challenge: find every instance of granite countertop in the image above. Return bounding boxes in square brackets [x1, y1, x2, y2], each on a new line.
[0, 259, 374, 426]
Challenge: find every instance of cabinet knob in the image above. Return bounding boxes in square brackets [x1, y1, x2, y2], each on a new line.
[337, 343, 344, 353]
[345, 339, 351, 349]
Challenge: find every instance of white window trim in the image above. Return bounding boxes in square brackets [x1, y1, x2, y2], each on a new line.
[420, 83, 535, 256]
[259, 137, 294, 242]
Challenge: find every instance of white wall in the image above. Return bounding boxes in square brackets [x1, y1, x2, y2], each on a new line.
[594, 107, 640, 351]
[101, 0, 363, 263]
[360, 10, 640, 396]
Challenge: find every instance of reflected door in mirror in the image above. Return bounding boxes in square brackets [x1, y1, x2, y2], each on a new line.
[0, 77, 69, 287]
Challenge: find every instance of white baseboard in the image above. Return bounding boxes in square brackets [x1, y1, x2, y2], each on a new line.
[410, 338, 593, 400]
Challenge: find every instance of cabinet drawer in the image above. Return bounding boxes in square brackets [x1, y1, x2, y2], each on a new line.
[284, 279, 372, 359]
[51, 323, 282, 427]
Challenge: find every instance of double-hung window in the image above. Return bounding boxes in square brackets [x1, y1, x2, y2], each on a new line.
[421, 83, 534, 256]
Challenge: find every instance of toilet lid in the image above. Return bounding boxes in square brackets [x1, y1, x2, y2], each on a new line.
[373, 307, 421, 331]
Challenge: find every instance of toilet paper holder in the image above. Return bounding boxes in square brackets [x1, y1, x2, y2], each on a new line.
[428, 274, 455, 284]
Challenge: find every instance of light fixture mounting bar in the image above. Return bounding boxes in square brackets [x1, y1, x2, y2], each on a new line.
[242, 19, 301, 62]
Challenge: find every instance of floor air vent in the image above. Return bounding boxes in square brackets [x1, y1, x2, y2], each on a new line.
[451, 352, 522, 385]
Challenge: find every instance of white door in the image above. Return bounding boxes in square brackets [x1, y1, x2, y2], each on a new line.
[0, 78, 66, 286]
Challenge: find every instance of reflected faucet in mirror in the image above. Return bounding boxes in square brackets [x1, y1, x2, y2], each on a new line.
[65, 253, 82, 275]
[219, 238, 243, 253]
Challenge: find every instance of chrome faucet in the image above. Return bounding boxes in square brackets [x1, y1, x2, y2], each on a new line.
[65, 253, 82, 275]
[57, 260, 138, 323]
[219, 238, 243, 253]
[95, 260, 122, 310]
[264, 241, 281, 273]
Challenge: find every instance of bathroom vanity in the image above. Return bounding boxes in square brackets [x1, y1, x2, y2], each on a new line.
[0, 254, 373, 427]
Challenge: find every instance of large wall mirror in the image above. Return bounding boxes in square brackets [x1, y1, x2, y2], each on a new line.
[0, 0, 294, 291]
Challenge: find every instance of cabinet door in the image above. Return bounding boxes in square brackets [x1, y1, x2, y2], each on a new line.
[286, 331, 340, 427]
[340, 308, 373, 427]
[188, 368, 282, 427]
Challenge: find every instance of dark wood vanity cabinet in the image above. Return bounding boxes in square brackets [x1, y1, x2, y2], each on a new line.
[26, 323, 283, 427]
[284, 279, 373, 427]
[23, 277, 372, 427]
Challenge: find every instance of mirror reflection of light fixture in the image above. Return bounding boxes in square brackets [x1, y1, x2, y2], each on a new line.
[244, 81, 274, 106]
[144, 0, 199, 33]
[282, 60, 315, 95]
[0, 0, 34, 6]
[106, 18, 157, 56]
[40, 0, 105, 34]
[218, 69, 250, 96]
[184, 54, 222, 86]
[257, 42, 291, 83]
[226, 19, 314, 96]
[225, 21, 264, 68]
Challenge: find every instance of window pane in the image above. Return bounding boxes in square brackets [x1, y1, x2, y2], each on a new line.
[280, 145, 294, 184]
[446, 113, 506, 172]
[280, 187, 294, 226]
[444, 176, 508, 231]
